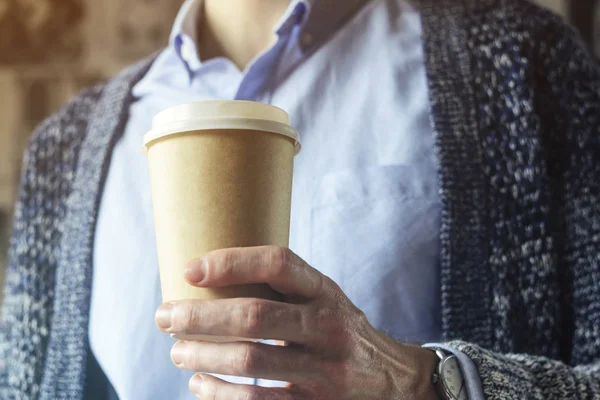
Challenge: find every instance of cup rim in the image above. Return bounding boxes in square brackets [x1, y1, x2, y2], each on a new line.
[143, 101, 301, 155]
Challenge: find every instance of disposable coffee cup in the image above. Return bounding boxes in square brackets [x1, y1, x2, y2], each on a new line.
[144, 101, 301, 342]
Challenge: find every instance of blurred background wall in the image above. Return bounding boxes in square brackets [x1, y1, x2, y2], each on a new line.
[0, 0, 594, 290]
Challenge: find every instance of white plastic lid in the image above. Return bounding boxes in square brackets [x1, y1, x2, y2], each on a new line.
[144, 101, 301, 154]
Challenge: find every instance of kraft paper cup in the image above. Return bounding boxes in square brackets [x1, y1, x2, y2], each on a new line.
[144, 101, 300, 342]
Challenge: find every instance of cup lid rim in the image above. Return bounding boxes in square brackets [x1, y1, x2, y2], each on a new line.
[143, 117, 301, 154]
[143, 101, 301, 154]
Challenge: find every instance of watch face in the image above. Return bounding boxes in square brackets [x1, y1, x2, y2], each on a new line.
[440, 356, 468, 400]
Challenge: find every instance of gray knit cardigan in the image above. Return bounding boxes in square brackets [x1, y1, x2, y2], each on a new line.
[1, 0, 599, 399]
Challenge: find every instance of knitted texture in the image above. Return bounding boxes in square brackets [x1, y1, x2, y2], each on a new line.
[1, 1, 599, 399]
[420, 0, 600, 397]
[0, 59, 153, 400]
[38, 59, 155, 400]
[0, 84, 103, 400]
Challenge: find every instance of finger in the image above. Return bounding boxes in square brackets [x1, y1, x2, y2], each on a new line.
[173, 341, 319, 384]
[189, 373, 297, 400]
[156, 298, 316, 344]
[185, 246, 325, 299]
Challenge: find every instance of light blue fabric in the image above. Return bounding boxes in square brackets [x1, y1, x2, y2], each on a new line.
[91, 0, 483, 399]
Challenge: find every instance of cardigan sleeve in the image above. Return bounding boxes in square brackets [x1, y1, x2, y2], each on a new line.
[0, 85, 103, 399]
[0, 115, 63, 399]
[443, 14, 600, 400]
[444, 342, 600, 399]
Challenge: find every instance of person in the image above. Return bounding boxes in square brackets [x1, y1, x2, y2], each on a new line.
[1, 0, 599, 399]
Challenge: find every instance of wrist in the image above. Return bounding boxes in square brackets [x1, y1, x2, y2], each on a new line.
[408, 345, 442, 400]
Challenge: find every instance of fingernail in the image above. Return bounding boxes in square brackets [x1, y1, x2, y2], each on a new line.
[156, 302, 174, 330]
[189, 374, 203, 394]
[171, 342, 186, 367]
[185, 258, 207, 284]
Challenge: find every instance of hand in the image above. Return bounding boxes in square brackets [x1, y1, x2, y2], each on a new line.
[155, 246, 440, 400]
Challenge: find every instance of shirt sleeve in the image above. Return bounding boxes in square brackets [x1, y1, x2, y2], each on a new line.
[423, 344, 486, 400]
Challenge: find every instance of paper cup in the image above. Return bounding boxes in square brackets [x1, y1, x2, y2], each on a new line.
[144, 101, 300, 341]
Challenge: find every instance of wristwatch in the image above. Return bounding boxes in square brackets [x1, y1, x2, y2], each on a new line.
[430, 348, 468, 400]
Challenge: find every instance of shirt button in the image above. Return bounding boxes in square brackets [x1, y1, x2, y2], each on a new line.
[292, 2, 307, 25]
[300, 33, 313, 48]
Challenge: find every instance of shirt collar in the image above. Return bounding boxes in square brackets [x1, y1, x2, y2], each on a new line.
[169, 0, 368, 71]
[169, 0, 202, 47]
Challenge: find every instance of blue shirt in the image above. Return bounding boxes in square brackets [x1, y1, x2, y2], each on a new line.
[91, 0, 483, 399]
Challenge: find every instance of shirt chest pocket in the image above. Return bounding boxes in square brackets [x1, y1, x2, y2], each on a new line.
[308, 164, 442, 341]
